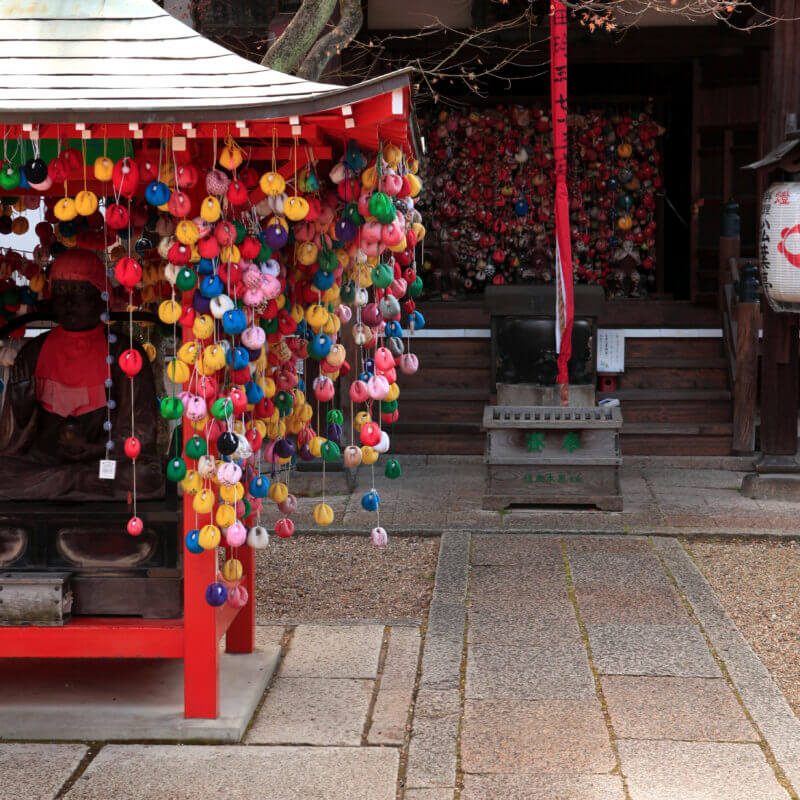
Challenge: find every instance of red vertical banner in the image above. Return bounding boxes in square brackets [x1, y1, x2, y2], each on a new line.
[550, 0, 574, 401]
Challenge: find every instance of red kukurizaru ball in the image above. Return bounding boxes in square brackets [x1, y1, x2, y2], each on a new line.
[275, 518, 294, 539]
[119, 348, 143, 377]
[124, 436, 141, 459]
[127, 516, 144, 536]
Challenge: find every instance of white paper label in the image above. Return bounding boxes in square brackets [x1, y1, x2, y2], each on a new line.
[597, 330, 625, 374]
[99, 459, 117, 480]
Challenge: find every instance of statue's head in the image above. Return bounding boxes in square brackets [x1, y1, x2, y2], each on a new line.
[49, 249, 106, 331]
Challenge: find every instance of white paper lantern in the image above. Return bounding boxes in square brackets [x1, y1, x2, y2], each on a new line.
[761, 182, 800, 310]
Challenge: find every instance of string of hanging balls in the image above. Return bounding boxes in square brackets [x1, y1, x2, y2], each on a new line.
[1, 133, 424, 608]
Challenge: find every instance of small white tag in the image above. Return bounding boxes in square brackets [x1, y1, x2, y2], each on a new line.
[99, 459, 117, 480]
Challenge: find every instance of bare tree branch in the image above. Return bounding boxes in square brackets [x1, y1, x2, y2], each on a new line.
[260, 0, 339, 73]
[297, 0, 365, 80]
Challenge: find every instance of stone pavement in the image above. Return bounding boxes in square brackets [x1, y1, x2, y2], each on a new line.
[4, 533, 800, 799]
[406, 532, 800, 800]
[293, 459, 800, 537]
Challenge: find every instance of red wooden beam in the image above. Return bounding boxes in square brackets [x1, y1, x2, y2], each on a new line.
[0, 618, 184, 659]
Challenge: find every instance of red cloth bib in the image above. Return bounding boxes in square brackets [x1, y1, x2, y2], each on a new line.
[34, 325, 108, 417]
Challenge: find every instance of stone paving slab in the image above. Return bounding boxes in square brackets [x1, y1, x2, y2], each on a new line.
[405, 790, 454, 800]
[418, 633, 463, 691]
[246, 677, 372, 745]
[414, 688, 462, 718]
[471, 535, 563, 565]
[564, 536, 651, 553]
[466, 641, 595, 700]
[461, 699, 616, 774]
[405, 713, 460, 788]
[280, 624, 384, 678]
[587, 623, 722, 677]
[617, 740, 790, 800]
[461, 774, 626, 800]
[568, 552, 675, 588]
[64, 745, 399, 800]
[468, 566, 570, 601]
[368, 627, 420, 744]
[467, 604, 580, 643]
[0, 743, 87, 800]
[574, 583, 691, 625]
[601, 676, 758, 742]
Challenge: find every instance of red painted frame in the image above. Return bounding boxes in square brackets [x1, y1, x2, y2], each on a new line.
[0, 95, 414, 719]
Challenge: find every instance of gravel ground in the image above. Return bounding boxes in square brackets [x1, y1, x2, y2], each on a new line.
[688, 539, 800, 716]
[254, 535, 439, 621]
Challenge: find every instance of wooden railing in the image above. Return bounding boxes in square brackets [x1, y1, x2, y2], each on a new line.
[720, 216, 761, 455]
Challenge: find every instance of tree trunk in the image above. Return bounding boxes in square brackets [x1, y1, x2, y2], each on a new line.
[261, 0, 339, 75]
[297, 0, 364, 81]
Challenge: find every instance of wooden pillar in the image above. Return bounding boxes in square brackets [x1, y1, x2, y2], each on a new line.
[757, 0, 800, 468]
[733, 268, 760, 454]
[225, 543, 255, 654]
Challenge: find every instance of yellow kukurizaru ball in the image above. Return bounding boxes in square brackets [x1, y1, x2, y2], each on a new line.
[94, 156, 114, 181]
[166, 358, 190, 384]
[322, 314, 340, 336]
[269, 482, 288, 504]
[177, 341, 199, 365]
[180, 470, 203, 495]
[385, 382, 400, 402]
[215, 504, 236, 529]
[219, 482, 244, 504]
[193, 314, 214, 340]
[261, 376, 276, 398]
[198, 524, 221, 550]
[175, 219, 199, 246]
[193, 489, 215, 515]
[200, 195, 221, 222]
[309, 436, 326, 458]
[354, 411, 371, 432]
[75, 189, 98, 216]
[361, 445, 379, 465]
[313, 503, 334, 527]
[158, 299, 182, 325]
[285, 415, 304, 435]
[222, 558, 243, 582]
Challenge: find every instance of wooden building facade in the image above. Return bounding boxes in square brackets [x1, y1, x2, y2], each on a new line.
[340, 8, 778, 458]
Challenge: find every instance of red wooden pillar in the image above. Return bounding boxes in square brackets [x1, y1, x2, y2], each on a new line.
[181, 322, 219, 719]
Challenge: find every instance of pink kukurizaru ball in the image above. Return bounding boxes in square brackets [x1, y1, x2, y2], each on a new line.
[371, 526, 389, 547]
[227, 585, 249, 608]
[225, 521, 247, 547]
[399, 353, 419, 375]
[278, 493, 298, 515]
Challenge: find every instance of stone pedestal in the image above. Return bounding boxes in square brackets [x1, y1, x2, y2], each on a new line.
[740, 473, 800, 500]
[740, 453, 800, 500]
[482, 406, 623, 511]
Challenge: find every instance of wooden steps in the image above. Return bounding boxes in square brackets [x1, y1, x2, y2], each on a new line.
[391, 335, 490, 455]
[602, 337, 732, 454]
[391, 300, 732, 457]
